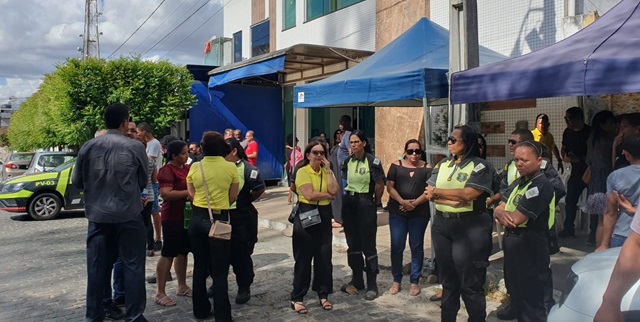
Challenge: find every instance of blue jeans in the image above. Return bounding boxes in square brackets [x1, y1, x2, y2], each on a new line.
[102, 258, 125, 307]
[86, 218, 146, 322]
[389, 213, 429, 284]
[611, 234, 628, 248]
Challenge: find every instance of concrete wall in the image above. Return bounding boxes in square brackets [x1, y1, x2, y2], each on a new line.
[223, 0, 254, 61]
[374, 0, 430, 201]
[276, 0, 376, 51]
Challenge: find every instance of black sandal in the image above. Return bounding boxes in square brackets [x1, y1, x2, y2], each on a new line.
[291, 301, 308, 314]
[319, 298, 332, 311]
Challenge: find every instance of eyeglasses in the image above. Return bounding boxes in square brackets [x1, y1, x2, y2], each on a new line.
[311, 150, 325, 156]
[406, 149, 423, 155]
[564, 116, 572, 122]
[508, 139, 519, 145]
[447, 136, 458, 144]
[349, 141, 362, 145]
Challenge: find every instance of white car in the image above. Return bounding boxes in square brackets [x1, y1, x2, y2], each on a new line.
[548, 247, 640, 321]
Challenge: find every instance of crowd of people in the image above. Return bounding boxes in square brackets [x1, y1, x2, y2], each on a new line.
[76, 104, 265, 321]
[76, 104, 640, 321]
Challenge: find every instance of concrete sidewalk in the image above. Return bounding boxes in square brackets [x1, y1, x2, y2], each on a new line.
[254, 186, 420, 270]
[254, 186, 594, 293]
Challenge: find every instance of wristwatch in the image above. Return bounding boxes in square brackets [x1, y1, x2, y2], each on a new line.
[432, 187, 440, 200]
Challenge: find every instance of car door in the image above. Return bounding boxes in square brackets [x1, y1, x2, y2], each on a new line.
[61, 164, 84, 210]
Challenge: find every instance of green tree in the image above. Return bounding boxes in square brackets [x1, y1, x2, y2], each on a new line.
[9, 57, 195, 150]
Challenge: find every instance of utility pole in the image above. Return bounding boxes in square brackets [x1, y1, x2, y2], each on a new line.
[80, 0, 102, 60]
[449, 0, 480, 128]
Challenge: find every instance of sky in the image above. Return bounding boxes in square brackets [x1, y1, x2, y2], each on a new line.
[0, 0, 223, 105]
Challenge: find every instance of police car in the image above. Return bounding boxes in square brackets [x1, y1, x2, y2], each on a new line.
[548, 247, 640, 321]
[0, 158, 83, 220]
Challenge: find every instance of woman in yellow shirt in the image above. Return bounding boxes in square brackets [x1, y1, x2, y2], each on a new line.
[291, 140, 339, 314]
[186, 131, 239, 321]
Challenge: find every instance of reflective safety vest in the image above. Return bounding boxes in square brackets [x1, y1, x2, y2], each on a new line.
[230, 161, 246, 210]
[435, 160, 476, 213]
[505, 180, 555, 229]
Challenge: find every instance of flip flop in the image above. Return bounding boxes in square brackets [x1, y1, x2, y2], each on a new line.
[154, 296, 176, 307]
[389, 282, 401, 295]
[176, 288, 193, 297]
[409, 283, 421, 296]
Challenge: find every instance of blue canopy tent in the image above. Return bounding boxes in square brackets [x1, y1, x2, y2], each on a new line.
[450, 0, 640, 104]
[293, 17, 505, 156]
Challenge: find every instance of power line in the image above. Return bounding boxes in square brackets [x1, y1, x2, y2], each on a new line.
[161, 0, 233, 58]
[142, 0, 212, 56]
[130, 0, 190, 55]
[107, 0, 167, 59]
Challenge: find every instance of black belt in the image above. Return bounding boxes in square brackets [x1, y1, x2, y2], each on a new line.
[436, 210, 475, 219]
[192, 206, 230, 216]
[346, 191, 371, 198]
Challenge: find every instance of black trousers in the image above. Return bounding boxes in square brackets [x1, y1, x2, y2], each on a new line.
[342, 194, 379, 276]
[431, 212, 493, 322]
[504, 228, 550, 322]
[188, 207, 232, 321]
[230, 208, 258, 290]
[86, 218, 146, 322]
[562, 175, 586, 234]
[291, 203, 333, 301]
[141, 203, 153, 251]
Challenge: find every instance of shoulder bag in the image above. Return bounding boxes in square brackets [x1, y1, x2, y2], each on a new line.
[298, 171, 323, 229]
[199, 161, 232, 240]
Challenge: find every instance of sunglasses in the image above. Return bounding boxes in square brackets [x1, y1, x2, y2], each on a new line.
[311, 150, 325, 156]
[447, 136, 458, 144]
[508, 139, 519, 145]
[406, 149, 423, 155]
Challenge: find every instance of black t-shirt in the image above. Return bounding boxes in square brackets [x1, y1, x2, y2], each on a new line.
[562, 125, 591, 176]
[386, 161, 431, 217]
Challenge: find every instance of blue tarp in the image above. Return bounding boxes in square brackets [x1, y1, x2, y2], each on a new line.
[189, 81, 284, 180]
[208, 56, 286, 87]
[450, 0, 640, 104]
[293, 18, 505, 108]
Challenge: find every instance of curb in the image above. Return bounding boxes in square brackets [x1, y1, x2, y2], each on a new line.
[257, 217, 349, 249]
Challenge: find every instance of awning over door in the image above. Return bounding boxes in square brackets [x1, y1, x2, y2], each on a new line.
[207, 44, 373, 87]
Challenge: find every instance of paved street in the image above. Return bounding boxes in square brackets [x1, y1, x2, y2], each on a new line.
[0, 208, 507, 322]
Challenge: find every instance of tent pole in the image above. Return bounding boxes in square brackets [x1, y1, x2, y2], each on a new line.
[292, 107, 297, 178]
[423, 96, 436, 275]
[423, 97, 431, 164]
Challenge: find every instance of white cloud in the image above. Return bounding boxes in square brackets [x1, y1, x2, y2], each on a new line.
[0, 0, 223, 100]
[0, 78, 43, 103]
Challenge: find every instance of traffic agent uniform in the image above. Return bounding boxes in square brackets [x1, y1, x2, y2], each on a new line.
[501, 158, 565, 313]
[229, 160, 265, 297]
[502, 171, 555, 322]
[340, 153, 385, 293]
[428, 156, 496, 322]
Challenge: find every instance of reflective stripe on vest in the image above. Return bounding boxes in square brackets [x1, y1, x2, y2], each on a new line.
[435, 160, 475, 213]
[505, 181, 555, 229]
[230, 162, 246, 210]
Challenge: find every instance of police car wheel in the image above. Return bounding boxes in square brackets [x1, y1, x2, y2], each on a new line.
[28, 192, 62, 220]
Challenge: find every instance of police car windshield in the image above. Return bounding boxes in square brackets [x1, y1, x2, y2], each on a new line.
[52, 158, 76, 172]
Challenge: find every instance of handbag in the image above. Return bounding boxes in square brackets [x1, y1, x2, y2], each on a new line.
[288, 201, 299, 223]
[298, 171, 323, 229]
[199, 162, 232, 240]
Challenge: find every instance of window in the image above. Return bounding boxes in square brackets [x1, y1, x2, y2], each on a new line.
[233, 31, 243, 63]
[305, 0, 363, 21]
[251, 20, 270, 57]
[283, 0, 296, 30]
